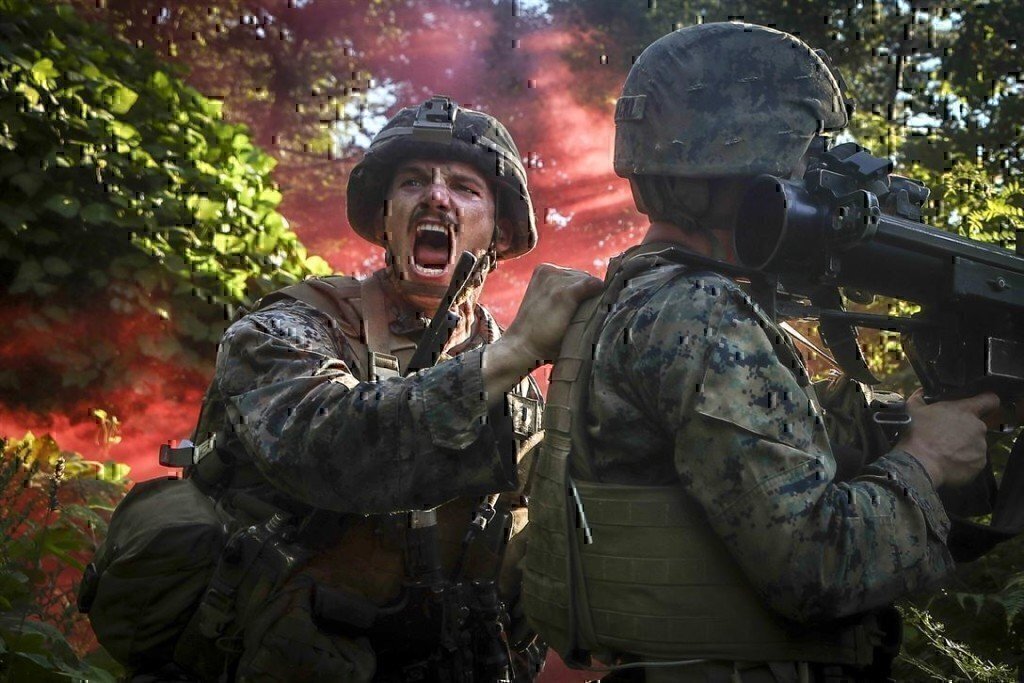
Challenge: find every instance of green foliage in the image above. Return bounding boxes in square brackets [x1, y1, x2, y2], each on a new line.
[890, 431, 1024, 679]
[0, 0, 331, 407]
[0, 432, 129, 681]
[68, 0, 406, 189]
[896, 603, 1016, 681]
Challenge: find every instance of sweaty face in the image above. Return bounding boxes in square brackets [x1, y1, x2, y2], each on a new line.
[382, 159, 497, 311]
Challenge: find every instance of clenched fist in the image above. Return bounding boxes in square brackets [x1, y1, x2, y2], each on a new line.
[503, 264, 604, 364]
[482, 264, 603, 403]
[898, 389, 1001, 489]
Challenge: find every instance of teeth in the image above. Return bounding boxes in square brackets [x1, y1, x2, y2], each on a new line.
[411, 221, 452, 276]
[412, 263, 446, 276]
[416, 223, 448, 234]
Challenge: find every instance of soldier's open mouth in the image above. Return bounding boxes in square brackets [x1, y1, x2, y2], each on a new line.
[411, 222, 453, 277]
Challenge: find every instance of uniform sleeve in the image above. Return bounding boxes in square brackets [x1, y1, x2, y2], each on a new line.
[215, 300, 518, 514]
[635, 281, 954, 623]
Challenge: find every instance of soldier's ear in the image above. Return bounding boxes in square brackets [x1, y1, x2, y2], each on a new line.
[376, 202, 390, 242]
[495, 218, 513, 254]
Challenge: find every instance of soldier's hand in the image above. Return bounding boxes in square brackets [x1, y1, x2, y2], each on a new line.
[897, 389, 1000, 489]
[481, 265, 601, 404]
[502, 264, 603, 365]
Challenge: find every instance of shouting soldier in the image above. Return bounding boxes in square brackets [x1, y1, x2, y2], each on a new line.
[86, 95, 600, 682]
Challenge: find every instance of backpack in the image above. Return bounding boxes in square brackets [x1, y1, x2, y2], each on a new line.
[78, 276, 368, 672]
[78, 476, 231, 669]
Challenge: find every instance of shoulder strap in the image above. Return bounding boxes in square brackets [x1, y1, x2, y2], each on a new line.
[544, 242, 694, 664]
[256, 275, 404, 381]
[562, 243, 697, 480]
[359, 277, 403, 380]
[259, 276, 361, 329]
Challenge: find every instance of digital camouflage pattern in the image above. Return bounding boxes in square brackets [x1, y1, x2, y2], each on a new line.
[197, 281, 527, 514]
[614, 22, 849, 179]
[584, 261, 953, 621]
[185, 272, 542, 680]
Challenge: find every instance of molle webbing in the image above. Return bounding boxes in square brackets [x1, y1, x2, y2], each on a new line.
[524, 243, 679, 662]
[522, 244, 876, 667]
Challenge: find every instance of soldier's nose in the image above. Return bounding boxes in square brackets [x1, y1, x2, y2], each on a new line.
[428, 183, 452, 209]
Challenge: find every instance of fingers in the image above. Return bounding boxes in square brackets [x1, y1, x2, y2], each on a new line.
[528, 263, 602, 300]
[567, 272, 603, 299]
[906, 389, 1000, 417]
[951, 391, 1001, 417]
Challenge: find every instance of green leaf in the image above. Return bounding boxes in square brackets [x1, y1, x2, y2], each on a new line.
[42, 194, 80, 218]
[193, 197, 223, 221]
[109, 120, 139, 142]
[104, 83, 138, 114]
[82, 649, 124, 683]
[0, 569, 30, 605]
[23, 228, 57, 245]
[38, 524, 87, 559]
[149, 70, 172, 96]
[41, 256, 73, 276]
[9, 259, 43, 294]
[212, 232, 245, 254]
[30, 58, 59, 83]
[263, 211, 287, 232]
[0, 203, 36, 233]
[256, 187, 283, 206]
[304, 255, 332, 275]
[79, 62, 101, 81]
[10, 171, 43, 197]
[98, 461, 130, 483]
[0, 155, 25, 177]
[80, 202, 115, 224]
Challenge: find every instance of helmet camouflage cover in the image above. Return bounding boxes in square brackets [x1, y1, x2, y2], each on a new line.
[347, 96, 537, 260]
[614, 22, 850, 179]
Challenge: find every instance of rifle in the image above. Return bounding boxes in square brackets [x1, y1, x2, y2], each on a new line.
[343, 250, 516, 681]
[734, 139, 1023, 561]
[406, 250, 479, 373]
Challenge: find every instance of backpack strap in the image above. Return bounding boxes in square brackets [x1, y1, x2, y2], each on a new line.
[259, 275, 408, 382]
[261, 276, 362, 330]
[359, 276, 403, 380]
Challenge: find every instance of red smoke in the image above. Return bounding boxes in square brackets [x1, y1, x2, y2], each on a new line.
[0, 4, 635, 677]
[0, 7, 642, 489]
[0, 3, 642, 482]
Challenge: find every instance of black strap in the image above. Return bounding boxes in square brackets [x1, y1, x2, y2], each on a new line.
[946, 432, 1024, 562]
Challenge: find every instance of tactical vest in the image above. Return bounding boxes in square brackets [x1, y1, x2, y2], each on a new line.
[522, 244, 881, 668]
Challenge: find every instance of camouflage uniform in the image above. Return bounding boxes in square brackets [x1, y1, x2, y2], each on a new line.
[524, 24, 957, 682]
[585, 261, 951, 618]
[200, 284, 526, 517]
[184, 95, 544, 682]
[187, 269, 542, 682]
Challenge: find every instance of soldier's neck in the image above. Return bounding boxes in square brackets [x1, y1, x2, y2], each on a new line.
[642, 221, 738, 264]
[376, 271, 481, 348]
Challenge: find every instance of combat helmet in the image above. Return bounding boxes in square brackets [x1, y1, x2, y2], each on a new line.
[614, 22, 851, 179]
[348, 96, 537, 260]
